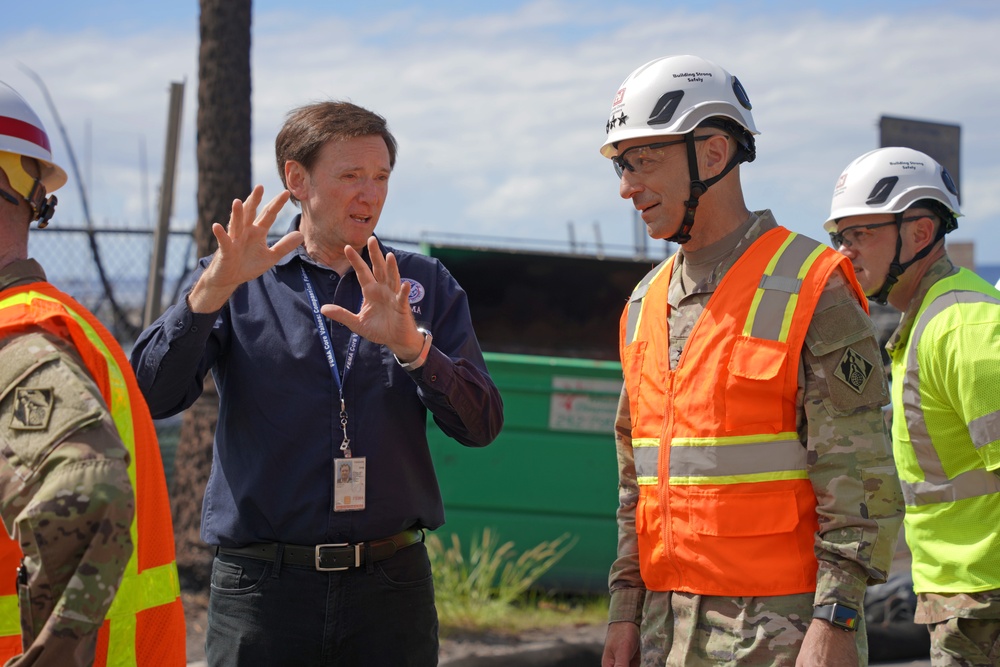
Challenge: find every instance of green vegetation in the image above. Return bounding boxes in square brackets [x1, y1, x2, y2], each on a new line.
[427, 528, 609, 635]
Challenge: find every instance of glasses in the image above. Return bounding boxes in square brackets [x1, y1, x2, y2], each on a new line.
[612, 135, 713, 178]
[829, 216, 927, 248]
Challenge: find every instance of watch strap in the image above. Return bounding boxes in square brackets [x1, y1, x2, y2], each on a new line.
[396, 327, 432, 371]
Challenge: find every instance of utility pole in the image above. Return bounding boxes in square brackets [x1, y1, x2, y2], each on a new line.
[143, 81, 185, 329]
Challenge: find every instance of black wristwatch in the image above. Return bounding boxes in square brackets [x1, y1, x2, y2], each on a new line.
[812, 603, 859, 632]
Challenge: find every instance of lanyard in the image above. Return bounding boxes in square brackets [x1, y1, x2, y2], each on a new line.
[300, 265, 361, 457]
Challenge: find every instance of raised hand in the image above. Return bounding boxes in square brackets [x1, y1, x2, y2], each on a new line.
[321, 236, 425, 362]
[188, 185, 302, 313]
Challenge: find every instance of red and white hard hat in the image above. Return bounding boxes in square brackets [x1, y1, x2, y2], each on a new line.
[0, 81, 67, 194]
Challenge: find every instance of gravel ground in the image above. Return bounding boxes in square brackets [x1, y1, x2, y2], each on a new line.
[182, 591, 930, 667]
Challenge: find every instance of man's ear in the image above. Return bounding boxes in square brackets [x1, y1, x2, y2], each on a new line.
[700, 134, 732, 179]
[284, 160, 308, 200]
[909, 212, 938, 254]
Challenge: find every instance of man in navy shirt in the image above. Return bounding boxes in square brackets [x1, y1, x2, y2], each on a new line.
[130, 101, 504, 666]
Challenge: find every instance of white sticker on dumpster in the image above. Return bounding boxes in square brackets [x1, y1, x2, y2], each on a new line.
[549, 376, 622, 433]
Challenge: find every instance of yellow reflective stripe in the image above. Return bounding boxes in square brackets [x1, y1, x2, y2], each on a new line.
[777, 244, 826, 343]
[633, 440, 660, 482]
[107, 562, 181, 617]
[744, 235, 827, 343]
[670, 439, 806, 479]
[105, 612, 136, 667]
[632, 438, 659, 448]
[744, 233, 796, 337]
[0, 594, 18, 636]
[671, 432, 799, 447]
[671, 470, 809, 485]
[637, 476, 658, 486]
[628, 261, 672, 345]
[106, 563, 181, 667]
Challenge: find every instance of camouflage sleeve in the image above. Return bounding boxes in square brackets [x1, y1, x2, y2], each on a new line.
[800, 269, 904, 610]
[607, 386, 645, 625]
[0, 332, 134, 663]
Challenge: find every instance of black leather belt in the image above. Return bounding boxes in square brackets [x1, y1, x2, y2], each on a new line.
[217, 528, 423, 571]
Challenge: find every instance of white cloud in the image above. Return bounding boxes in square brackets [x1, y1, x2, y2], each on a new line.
[3, 1, 1000, 266]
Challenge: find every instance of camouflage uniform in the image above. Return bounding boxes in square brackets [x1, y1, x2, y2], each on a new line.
[608, 211, 905, 666]
[0, 259, 134, 667]
[886, 256, 1000, 667]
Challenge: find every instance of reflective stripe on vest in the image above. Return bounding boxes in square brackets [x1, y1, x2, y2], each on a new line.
[0, 285, 184, 666]
[634, 432, 806, 485]
[620, 227, 863, 596]
[897, 281, 1000, 507]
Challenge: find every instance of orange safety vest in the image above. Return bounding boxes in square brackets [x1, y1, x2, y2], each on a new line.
[620, 227, 866, 596]
[0, 282, 185, 665]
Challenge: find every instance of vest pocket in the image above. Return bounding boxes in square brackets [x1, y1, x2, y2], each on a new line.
[725, 336, 789, 432]
[689, 488, 799, 537]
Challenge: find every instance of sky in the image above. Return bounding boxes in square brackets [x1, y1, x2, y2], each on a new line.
[3, 0, 1000, 265]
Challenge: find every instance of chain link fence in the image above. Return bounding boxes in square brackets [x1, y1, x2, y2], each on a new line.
[30, 225, 199, 343]
[28, 224, 200, 487]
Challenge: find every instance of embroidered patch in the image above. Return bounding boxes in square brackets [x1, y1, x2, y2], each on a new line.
[406, 279, 425, 304]
[11, 387, 54, 431]
[833, 348, 875, 395]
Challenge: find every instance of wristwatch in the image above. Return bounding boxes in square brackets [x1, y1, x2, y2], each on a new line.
[812, 603, 859, 632]
[395, 327, 432, 371]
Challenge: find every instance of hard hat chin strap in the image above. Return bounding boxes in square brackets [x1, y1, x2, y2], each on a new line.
[0, 180, 58, 228]
[668, 132, 749, 245]
[869, 212, 948, 305]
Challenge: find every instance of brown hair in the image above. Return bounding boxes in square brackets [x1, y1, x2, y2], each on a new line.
[275, 101, 398, 198]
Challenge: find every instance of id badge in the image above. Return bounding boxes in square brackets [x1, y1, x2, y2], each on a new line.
[334, 457, 366, 511]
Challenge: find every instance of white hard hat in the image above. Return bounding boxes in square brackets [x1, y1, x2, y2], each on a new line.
[824, 147, 961, 233]
[600, 54, 758, 158]
[0, 81, 67, 194]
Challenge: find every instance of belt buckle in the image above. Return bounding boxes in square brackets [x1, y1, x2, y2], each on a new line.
[314, 543, 360, 571]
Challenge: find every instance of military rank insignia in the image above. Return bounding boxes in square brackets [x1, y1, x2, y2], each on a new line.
[834, 348, 875, 395]
[11, 387, 54, 431]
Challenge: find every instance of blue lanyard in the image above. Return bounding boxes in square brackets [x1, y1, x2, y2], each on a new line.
[300, 265, 361, 457]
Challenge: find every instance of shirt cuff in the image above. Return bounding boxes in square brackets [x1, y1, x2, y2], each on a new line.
[608, 587, 645, 625]
[814, 559, 869, 610]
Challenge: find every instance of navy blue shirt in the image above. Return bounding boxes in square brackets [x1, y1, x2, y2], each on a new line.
[130, 225, 503, 546]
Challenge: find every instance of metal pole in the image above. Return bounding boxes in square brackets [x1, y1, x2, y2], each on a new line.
[144, 81, 185, 329]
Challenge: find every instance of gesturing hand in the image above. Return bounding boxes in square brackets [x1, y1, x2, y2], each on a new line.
[189, 185, 303, 313]
[321, 236, 425, 361]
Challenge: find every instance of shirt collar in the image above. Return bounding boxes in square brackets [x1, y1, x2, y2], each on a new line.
[0, 258, 47, 291]
[277, 214, 390, 272]
[669, 209, 776, 307]
[885, 253, 958, 354]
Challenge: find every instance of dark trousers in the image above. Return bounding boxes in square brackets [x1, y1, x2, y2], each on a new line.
[205, 541, 438, 666]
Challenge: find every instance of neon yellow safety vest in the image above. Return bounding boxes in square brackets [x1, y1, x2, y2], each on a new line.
[890, 267, 1000, 594]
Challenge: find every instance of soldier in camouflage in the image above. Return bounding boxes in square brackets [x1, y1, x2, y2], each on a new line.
[600, 56, 904, 666]
[0, 81, 134, 666]
[826, 148, 1000, 667]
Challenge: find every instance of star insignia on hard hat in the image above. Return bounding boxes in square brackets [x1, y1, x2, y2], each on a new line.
[11, 387, 54, 431]
[833, 348, 875, 395]
[617, 112, 629, 127]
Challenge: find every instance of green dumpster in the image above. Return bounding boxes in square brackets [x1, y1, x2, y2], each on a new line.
[428, 352, 622, 592]
[420, 242, 663, 592]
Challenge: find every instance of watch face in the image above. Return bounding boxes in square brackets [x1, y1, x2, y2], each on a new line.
[831, 605, 859, 631]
